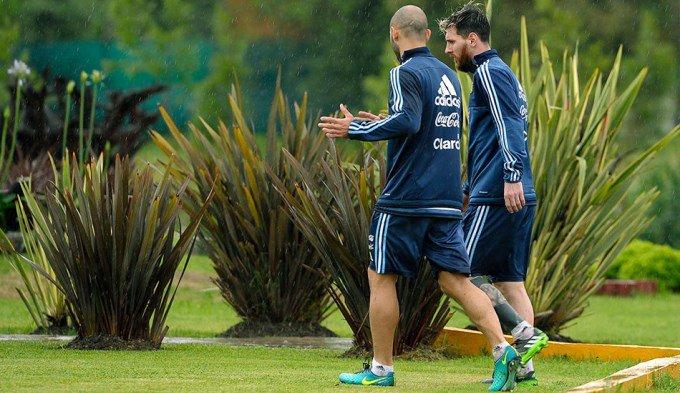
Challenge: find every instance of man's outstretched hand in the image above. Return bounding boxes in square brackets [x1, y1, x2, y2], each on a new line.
[356, 111, 385, 121]
[319, 106, 386, 138]
[319, 104, 354, 139]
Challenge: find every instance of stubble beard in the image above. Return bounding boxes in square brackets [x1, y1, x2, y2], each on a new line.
[390, 36, 402, 63]
[457, 44, 477, 73]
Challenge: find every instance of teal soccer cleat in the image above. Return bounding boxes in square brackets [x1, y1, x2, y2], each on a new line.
[488, 346, 521, 391]
[339, 363, 395, 387]
[482, 369, 538, 386]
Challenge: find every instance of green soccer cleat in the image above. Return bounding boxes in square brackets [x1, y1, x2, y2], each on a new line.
[339, 363, 395, 387]
[489, 346, 521, 391]
[513, 328, 549, 365]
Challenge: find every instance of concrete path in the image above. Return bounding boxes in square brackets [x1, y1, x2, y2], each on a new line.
[0, 334, 353, 350]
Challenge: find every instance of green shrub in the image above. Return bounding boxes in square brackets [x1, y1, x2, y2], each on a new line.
[5, 155, 213, 349]
[615, 240, 680, 291]
[606, 239, 660, 278]
[274, 143, 452, 354]
[152, 82, 334, 335]
[8, 157, 73, 334]
[499, 18, 680, 334]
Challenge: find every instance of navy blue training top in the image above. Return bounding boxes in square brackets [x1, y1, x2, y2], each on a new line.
[465, 49, 537, 206]
[348, 47, 464, 219]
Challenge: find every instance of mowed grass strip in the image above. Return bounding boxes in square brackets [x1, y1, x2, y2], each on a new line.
[446, 292, 680, 348]
[0, 341, 633, 392]
[2, 253, 680, 347]
[559, 294, 680, 347]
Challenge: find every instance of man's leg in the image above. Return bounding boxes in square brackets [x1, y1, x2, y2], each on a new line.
[463, 205, 547, 384]
[425, 218, 522, 391]
[471, 275, 525, 333]
[438, 272, 505, 347]
[492, 205, 537, 328]
[339, 213, 424, 387]
[464, 206, 530, 335]
[338, 267, 399, 386]
[493, 281, 542, 382]
[438, 271, 521, 392]
[368, 268, 399, 366]
[494, 282, 533, 325]
[471, 275, 546, 365]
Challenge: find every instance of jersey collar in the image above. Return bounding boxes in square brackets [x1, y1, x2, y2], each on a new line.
[473, 49, 499, 67]
[401, 46, 431, 63]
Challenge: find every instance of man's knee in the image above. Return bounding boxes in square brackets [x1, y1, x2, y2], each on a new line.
[470, 275, 506, 305]
[437, 271, 470, 294]
[494, 281, 527, 298]
[368, 268, 398, 288]
[470, 275, 492, 288]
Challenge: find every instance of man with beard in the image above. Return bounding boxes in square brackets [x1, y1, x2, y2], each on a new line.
[319, 5, 521, 391]
[439, 2, 549, 386]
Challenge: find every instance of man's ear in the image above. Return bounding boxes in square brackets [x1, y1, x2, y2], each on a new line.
[390, 26, 399, 41]
[468, 32, 479, 47]
[424, 28, 432, 41]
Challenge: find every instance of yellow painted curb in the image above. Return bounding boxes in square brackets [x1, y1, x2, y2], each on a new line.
[568, 355, 680, 392]
[434, 327, 680, 362]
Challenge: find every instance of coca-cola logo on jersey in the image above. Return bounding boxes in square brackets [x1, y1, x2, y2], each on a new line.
[435, 112, 460, 128]
[520, 105, 528, 122]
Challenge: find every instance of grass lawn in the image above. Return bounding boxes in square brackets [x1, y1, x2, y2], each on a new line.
[447, 293, 680, 348]
[2, 253, 679, 347]
[133, 138, 168, 166]
[0, 254, 353, 338]
[1, 140, 678, 391]
[560, 294, 680, 347]
[0, 341, 636, 392]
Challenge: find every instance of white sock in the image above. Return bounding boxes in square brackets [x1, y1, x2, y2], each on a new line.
[492, 341, 511, 361]
[371, 359, 393, 376]
[511, 320, 533, 341]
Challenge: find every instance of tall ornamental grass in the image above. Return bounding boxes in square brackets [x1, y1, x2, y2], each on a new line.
[2, 155, 213, 349]
[512, 18, 679, 334]
[152, 82, 334, 336]
[274, 144, 452, 354]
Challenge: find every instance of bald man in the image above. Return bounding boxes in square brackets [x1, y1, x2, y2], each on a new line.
[319, 5, 521, 391]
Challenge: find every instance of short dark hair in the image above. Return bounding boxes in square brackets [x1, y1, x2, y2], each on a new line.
[438, 2, 490, 42]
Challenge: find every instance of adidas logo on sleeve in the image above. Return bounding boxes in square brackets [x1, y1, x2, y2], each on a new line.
[435, 74, 461, 108]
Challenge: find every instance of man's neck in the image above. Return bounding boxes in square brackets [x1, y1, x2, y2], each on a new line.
[469, 43, 492, 58]
[399, 41, 427, 57]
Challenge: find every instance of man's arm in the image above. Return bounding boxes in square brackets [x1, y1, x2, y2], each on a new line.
[477, 64, 527, 212]
[319, 67, 422, 141]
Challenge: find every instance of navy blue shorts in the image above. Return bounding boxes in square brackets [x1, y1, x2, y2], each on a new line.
[462, 205, 535, 282]
[368, 211, 470, 278]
